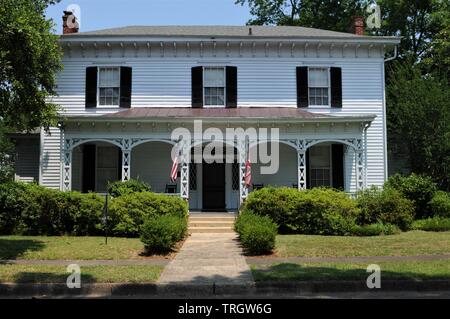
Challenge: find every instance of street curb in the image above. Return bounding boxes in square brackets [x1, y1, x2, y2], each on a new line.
[0, 280, 449, 297]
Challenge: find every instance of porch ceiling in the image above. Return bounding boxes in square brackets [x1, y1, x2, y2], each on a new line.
[65, 107, 376, 124]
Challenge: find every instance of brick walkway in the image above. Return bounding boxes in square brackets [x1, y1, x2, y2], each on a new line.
[158, 233, 254, 285]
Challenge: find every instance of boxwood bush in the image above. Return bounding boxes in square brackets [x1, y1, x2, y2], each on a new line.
[107, 179, 151, 197]
[235, 211, 277, 255]
[385, 174, 438, 219]
[108, 192, 188, 237]
[351, 222, 400, 236]
[140, 214, 187, 253]
[356, 186, 414, 231]
[242, 187, 359, 235]
[412, 217, 450, 232]
[0, 182, 104, 235]
[428, 191, 450, 218]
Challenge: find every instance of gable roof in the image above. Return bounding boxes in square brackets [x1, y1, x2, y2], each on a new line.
[61, 25, 400, 42]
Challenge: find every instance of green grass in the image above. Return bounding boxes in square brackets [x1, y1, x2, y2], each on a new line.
[0, 236, 145, 260]
[275, 231, 450, 258]
[0, 265, 163, 283]
[251, 260, 450, 282]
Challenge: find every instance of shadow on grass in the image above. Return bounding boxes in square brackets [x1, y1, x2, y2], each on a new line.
[10, 272, 96, 284]
[0, 238, 46, 260]
[252, 263, 450, 282]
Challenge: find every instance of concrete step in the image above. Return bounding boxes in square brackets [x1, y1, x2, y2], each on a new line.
[189, 227, 235, 234]
[189, 216, 236, 222]
[189, 221, 234, 228]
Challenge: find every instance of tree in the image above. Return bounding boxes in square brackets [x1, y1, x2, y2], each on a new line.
[387, 61, 450, 191]
[0, 0, 62, 132]
[235, 0, 367, 32]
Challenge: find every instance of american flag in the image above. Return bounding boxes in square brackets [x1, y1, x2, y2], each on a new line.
[170, 147, 181, 182]
[244, 147, 251, 188]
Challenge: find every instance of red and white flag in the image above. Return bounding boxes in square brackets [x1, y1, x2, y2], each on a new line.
[244, 148, 251, 188]
[170, 147, 181, 182]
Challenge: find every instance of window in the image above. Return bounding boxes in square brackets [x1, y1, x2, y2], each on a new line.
[309, 145, 332, 187]
[308, 68, 329, 106]
[204, 67, 225, 106]
[98, 67, 120, 106]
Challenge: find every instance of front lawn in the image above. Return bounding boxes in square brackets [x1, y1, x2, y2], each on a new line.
[0, 236, 145, 260]
[275, 231, 450, 258]
[251, 260, 450, 282]
[0, 265, 163, 283]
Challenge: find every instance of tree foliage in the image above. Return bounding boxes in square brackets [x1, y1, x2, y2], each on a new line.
[0, 0, 62, 132]
[387, 62, 450, 190]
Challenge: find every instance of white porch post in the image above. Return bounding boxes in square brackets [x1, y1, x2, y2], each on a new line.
[62, 139, 72, 191]
[180, 139, 189, 200]
[355, 138, 364, 191]
[238, 138, 248, 204]
[297, 139, 307, 190]
[121, 138, 131, 182]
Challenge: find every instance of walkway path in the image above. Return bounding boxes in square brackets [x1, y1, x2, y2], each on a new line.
[158, 233, 254, 285]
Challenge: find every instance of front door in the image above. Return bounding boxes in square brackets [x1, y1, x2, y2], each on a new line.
[202, 162, 226, 211]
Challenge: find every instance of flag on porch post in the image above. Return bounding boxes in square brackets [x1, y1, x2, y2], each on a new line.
[170, 146, 181, 182]
[244, 145, 251, 188]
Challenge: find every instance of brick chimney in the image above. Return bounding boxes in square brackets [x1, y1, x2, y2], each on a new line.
[352, 16, 364, 35]
[62, 11, 79, 34]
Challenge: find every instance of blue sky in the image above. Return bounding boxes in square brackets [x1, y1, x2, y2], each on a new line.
[46, 0, 252, 34]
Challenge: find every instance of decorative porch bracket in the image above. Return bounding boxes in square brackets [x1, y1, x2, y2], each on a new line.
[238, 138, 248, 204]
[62, 139, 73, 192]
[296, 139, 310, 190]
[121, 138, 131, 182]
[179, 139, 190, 199]
[355, 138, 364, 191]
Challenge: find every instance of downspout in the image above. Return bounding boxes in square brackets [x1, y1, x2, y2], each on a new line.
[384, 45, 398, 62]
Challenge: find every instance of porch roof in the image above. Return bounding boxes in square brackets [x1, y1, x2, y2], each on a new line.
[67, 107, 376, 123]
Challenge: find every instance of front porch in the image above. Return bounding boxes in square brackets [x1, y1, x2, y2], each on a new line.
[61, 108, 373, 211]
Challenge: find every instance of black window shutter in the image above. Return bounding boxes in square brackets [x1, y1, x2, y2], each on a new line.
[85, 67, 97, 108]
[296, 67, 309, 108]
[226, 66, 237, 108]
[306, 149, 311, 189]
[330, 67, 342, 108]
[82, 145, 96, 193]
[120, 67, 132, 108]
[332, 144, 344, 189]
[191, 66, 203, 108]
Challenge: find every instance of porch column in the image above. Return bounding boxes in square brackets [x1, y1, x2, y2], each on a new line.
[180, 139, 189, 199]
[121, 139, 131, 182]
[62, 139, 73, 191]
[238, 138, 248, 204]
[355, 138, 364, 191]
[297, 139, 307, 190]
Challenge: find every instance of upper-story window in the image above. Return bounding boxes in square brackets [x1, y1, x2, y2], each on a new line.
[308, 68, 329, 106]
[204, 67, 225, 106]
[98, 67, 120, 106]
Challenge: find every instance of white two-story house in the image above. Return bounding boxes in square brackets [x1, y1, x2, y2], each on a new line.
[13, 12, 400, 212]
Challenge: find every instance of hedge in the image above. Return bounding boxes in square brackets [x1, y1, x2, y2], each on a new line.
[242, 187, 359, 235]
[412, 217, 450, 232]
[356, 186, 415, 231]
[107, 179, 151, 197]
[428, 191, 450, 218]
[235, 211, 277, 255]
[0, 182, 104, 236]
[108, 192, 188, 237]
[140, 214, 187, 253]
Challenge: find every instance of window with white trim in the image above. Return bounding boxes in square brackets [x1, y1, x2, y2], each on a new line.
[309, 145, 332, 187]
[98, 67, 120, 106]
[204, 67, 225, 106]
[308, 68, 329, 106]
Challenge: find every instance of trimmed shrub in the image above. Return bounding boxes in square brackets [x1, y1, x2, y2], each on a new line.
[243, 187, 359, 235]
[356, 187, 414, 231]
[108, 192, 188, 237]
[235, 211, 277, 255]
[351, 222, 400, 236]
[0, 182, 104, 236]
[412, 217, 450, 232]
[107, 179, 151, 197]
[385, 174, 438, 219]
[140, 214, 187, 253]
[428, 191, 450, 218]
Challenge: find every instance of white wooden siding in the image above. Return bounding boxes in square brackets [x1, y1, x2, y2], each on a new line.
[40, 127, 62, 189]
[41, 44, 387, 190]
